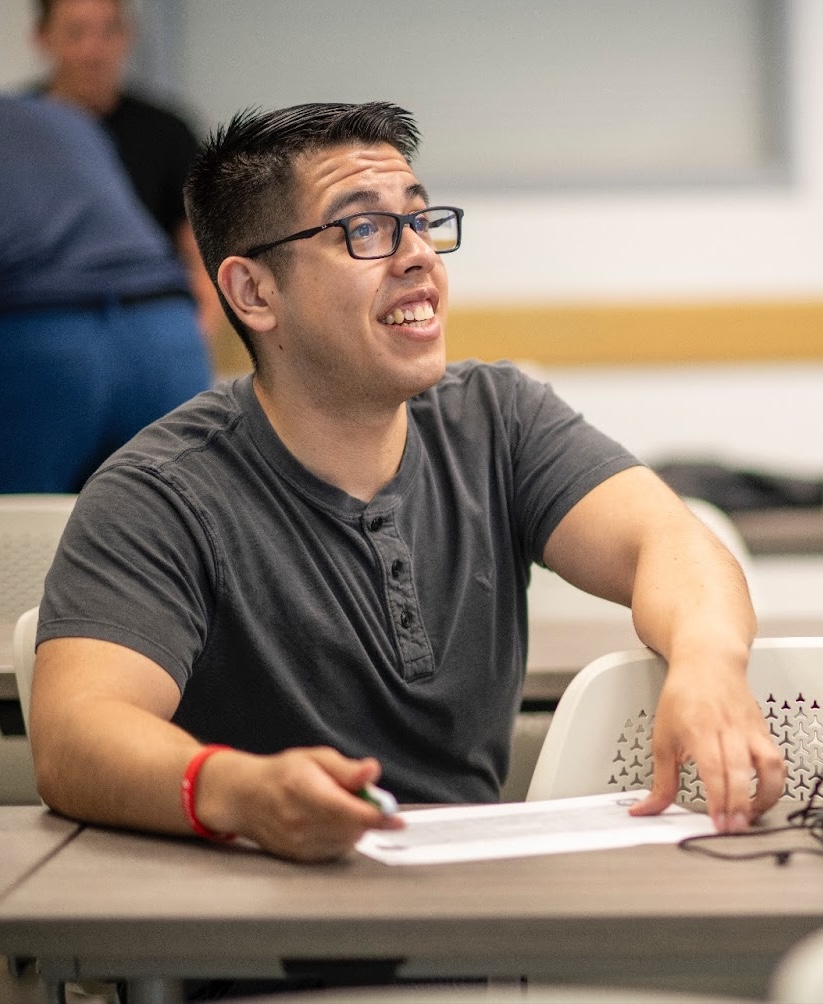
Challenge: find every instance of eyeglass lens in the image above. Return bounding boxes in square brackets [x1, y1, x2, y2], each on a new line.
[345, 208, 460, 259]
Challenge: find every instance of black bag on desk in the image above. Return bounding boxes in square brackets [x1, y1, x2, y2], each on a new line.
[654, 460, 823, 513]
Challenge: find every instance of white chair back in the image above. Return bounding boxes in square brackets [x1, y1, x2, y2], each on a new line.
[526, 638, 823, 803]
[771, 925, 823, 1004]
[12, 606, 40, 738]
[0, 494, 76, 626]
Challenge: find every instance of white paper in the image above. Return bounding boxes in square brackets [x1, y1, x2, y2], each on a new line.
[355, 790, 716, 865]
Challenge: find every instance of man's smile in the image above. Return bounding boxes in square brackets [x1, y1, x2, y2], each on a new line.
[379, 300, 436, 326]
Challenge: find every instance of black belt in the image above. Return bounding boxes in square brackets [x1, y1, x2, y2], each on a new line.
[0, 289, 192, 315]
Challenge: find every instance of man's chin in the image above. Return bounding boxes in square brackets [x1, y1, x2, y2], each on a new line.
[403, 350, 447, 399]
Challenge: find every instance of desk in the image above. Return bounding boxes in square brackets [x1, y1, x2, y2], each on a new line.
[0, 805, 820, 1000]
[0, 806, 78, 897]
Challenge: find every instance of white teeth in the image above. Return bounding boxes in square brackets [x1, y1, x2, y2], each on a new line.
[382, 301, 435, 325]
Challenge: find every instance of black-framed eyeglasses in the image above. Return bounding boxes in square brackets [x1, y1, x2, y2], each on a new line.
[243, 206, 464, 261]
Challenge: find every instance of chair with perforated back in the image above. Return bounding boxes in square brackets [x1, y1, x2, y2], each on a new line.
[0, 496, 75, 807]
[526, 638, 823, 803]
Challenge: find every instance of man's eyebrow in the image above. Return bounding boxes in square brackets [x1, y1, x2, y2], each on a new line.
[325, 189, 379, 221]
[324, 183, 430, 222]
[407, 182, 430, 205]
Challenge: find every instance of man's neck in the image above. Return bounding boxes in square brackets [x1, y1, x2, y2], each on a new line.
[46, 78, 120, 117]
[252, 376, 408, 504]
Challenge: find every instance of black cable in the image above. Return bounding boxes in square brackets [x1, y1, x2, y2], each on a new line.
[677, 773, 823, 865]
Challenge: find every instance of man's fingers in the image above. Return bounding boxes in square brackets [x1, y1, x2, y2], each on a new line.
[628, 749, 680, 817]
[696, 726, 784, 829]
[245, 748, 404, 861]
[630, 728, 785, 832]
[307, 748, 381, 787]
[708, 730, 754, 831]
[749, 737, 787, 819]
[303, 749, 399, 823]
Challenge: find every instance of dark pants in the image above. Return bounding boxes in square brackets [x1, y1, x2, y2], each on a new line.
[0, 296, 211, 493]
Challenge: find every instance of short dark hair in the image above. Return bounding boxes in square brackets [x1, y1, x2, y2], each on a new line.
[183, 101, 421, 366]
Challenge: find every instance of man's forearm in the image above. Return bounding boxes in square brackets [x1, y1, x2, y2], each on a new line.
[33, 697, 203, 835]
[630, 514, 756, 668]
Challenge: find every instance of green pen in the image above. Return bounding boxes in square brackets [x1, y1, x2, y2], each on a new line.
[357, 782, 398, 815]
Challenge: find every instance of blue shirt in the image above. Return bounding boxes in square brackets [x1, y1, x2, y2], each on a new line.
[0, 96, 190, 310]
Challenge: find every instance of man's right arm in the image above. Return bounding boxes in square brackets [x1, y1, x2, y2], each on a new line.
[30, 637, 399, 861]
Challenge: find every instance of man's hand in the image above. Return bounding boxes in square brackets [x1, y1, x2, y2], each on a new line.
[628, 654, 786, 831]
[32, 639, 401, 863]
[198, 746, 404, 861]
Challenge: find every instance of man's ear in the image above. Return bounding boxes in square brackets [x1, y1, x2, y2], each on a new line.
[217, 257, 280, 333]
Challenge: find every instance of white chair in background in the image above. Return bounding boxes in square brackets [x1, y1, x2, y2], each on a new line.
[10, 608, 41, 813]
[0, 495, 75, 806]
[0, 494, 76, 629]
[526, 638, 823, 803]
[771, 924, 823, 1004]
[12, 606, 39, 740]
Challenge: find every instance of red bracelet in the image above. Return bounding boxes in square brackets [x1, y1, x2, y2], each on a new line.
[181, 744, 236, 841]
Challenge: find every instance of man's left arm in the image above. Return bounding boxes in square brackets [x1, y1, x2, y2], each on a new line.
[542, 465, 785, 832]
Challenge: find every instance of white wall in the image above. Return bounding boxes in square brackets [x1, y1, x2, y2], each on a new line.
[177, 0, 776, 187]
[4, 0, 823, 472]
[522, 359, 823, 475]
[445, 0, 823, 308]
[5, 0, 822, 308]
[3, 1, 43, 85]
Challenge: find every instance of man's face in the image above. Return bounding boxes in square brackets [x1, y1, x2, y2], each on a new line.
[266, 142, 450, 412]
[37, 0, 130, 111]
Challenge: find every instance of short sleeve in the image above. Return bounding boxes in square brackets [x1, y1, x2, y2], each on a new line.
[37, 464, 217, 691]
[506, 366, 642, 563]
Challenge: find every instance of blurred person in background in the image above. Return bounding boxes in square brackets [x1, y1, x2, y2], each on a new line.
[30, 0, 223, 343]
[0, 95, 211, 493]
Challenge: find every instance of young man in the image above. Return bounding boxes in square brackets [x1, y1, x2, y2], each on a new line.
[31, 102, 784, 863]
[31, 0, 222, 341]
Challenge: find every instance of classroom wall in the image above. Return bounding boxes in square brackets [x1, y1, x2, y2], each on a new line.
[6, 0, 823, 313]
[184, 1, 823, 315]
[4, 0, 823, 469]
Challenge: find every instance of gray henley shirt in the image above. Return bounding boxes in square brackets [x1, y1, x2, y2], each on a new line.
[39, 360, 639, 804]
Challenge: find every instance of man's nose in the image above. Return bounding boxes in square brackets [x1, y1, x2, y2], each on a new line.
[393, 223, 437, 269]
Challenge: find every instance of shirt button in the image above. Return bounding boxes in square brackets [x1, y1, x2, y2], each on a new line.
[400, 610, 413, 629]
[390, 559, 403, 578]
[369, 516, 383, 532]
